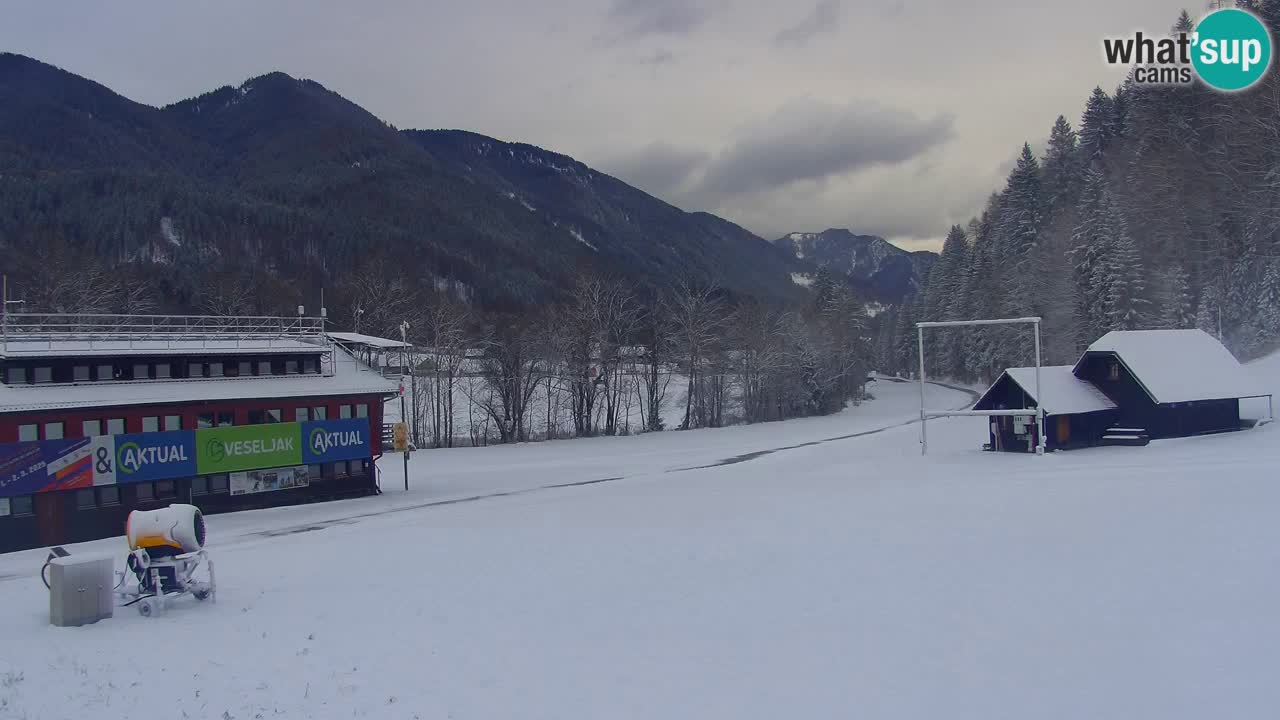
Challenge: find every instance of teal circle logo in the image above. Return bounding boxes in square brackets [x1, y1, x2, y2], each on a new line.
[1192, 8, 1272, 91]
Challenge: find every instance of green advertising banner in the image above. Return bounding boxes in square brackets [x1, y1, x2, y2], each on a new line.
[196, 423, 303, 474]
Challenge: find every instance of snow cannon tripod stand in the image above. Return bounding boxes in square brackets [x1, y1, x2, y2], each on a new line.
[115, 504, 217, 617]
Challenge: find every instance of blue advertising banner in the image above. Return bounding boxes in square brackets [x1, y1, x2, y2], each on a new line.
[111, 430, 197, 484]
[0, 439, 93, 497]
[301, 418, 372, 464]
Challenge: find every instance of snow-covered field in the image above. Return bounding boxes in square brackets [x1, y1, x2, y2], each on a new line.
[0, 361, 1276, 719]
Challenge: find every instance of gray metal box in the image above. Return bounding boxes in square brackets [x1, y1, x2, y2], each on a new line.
[49, 555, 114, 627]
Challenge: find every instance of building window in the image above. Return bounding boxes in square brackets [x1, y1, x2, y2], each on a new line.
[248, 409, 264, 425]
[285, 359, 299, 374]
[1108, 361, 1120, 381]
[197, 413, 215, 429]
[266, 408, 283, 424]
[258, 361, 272, 376]
[156, 480, 176, 499]
[303, 357, 318, 374]
[218, 411, 234, 427]
[98, 486, 120, 506]
[96, 364, 113, 381]
[73, 366, 90, 382]
[313, 406, 327, 420]
[210, 362, 224, 377]
[76, 488, 96, 509]
[11, 495, 33, 516]
[107, 418, 126, 435]
[0, 497, 9, 516]
[142, 416, 160, 433]
[7, 366, 27, 384]
[239, 360, 253, 376]
[164, 415, 182, 431]
[188, 362, 204, 378]
[135, 483, 154, 502]
[44, 422, 64, 440]
[33, 367, 52, 384]
[191, 477, 209, 496]
[133, 363, 149, 380]
[83, 420, 103, 437]
[209, 474, 229, 494]
[295, 407, 310, 422]
[307, 464, 322, 480]
[339, 405, 352, 419]
[356, 404, 369, 419]
[18, 424, 37, 442]
[155, 363, 171, 379]
[333, 461, 349, 477]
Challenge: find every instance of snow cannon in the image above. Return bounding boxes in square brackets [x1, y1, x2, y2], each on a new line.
[126, 504, 206, 554]
[117, 504, 216, 617]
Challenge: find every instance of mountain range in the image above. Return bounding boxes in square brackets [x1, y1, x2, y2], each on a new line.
[0, 53, 933, 320]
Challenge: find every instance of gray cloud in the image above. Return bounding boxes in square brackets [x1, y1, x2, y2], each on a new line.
[607, 0, 711, 40]
[603, 142, 711, 199]
[774, 0, 841, 47]
[637, 49, 677, 67]
[697, 98, 955, 198]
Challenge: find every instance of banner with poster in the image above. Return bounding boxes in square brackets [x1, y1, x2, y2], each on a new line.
[229, 465, 311, 496]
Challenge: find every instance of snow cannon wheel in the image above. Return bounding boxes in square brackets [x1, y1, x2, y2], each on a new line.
[138, 597, 162, 617]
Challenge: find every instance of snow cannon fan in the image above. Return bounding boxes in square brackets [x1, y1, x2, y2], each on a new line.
[117, 504, 216, 617]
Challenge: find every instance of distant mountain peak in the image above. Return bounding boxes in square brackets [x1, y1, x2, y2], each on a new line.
[772, 229, 936, 302]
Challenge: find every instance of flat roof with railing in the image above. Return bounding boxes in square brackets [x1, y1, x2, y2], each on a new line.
[0, 312, 329, 357]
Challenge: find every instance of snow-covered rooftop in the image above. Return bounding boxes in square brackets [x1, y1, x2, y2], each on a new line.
[327, 332, 411, 349]
[0, 338, 326, 358]
[1079, 329, 1267, 404]
[0, 348, 399, 414]
[999, 366, 1117, 415]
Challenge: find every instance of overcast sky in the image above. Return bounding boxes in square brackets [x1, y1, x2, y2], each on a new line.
[3, 0, 1194, 250]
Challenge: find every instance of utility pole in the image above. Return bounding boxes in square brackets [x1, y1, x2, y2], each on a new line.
[400, 319, 410, 492]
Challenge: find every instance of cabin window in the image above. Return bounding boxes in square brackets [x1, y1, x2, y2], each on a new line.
[155, 363, 171, 379]
[188, 363, 204, 378]
[1107, 361, 1120, 381]
[209, 474, 229, 494]
[18, 424, 37, 442]
[197, 413, 215, 429]
[164, 415, 182, 431]
[7, 366, 26, 384]
[135, 483, 154, 502]
[313, 406, 327, 420]
[97, 486, 119, 506]
[210, 362, 224, 377]
[191, 477, 209, 496]
[142, 416, 160, 433]
[11, 495, 33, 516]
[83, 420, 103, 437]
[239, 360, 253, 376]
[258, 360, 272, 376]
[33, 367, 52, 384]
[96, 364, 113, 380]
[133, 363, 150, 380]
[107, 418, 126, 435]
[44, 422, 64, 440]
[295, 407, 310, 422]
[73, 366, 90, 382]
[75, 488, 96, 510]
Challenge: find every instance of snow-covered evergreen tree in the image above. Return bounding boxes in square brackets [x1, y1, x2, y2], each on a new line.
[1103, 209, 1150, 331]
[1160, 265, 1195, 329]
[1079, 87, 1114, 160]
[1041, 115, 1081, 212]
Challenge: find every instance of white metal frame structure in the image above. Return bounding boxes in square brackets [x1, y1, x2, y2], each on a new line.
[916, 317, 1044, 455]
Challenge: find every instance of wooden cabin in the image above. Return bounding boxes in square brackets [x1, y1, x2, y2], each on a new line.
[974, 329, 1269, 453]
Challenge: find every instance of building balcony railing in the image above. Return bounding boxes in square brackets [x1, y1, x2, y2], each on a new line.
[0, 312, 328, 354]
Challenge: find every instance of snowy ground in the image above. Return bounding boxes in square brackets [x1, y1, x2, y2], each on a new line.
[0, 363, 1276, 719]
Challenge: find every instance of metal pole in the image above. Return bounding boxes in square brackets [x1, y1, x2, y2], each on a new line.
[1034, 320, 1045, 454]
[401, 321, 410, 492]
[918, 325, 927, 455]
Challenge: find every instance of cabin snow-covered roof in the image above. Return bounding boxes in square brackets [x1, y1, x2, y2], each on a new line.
[0, 347, 399, 414]
[326, 332, 411, 349]
[980, 365, 1118, 415]
[1078, 329, 1266, 404]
